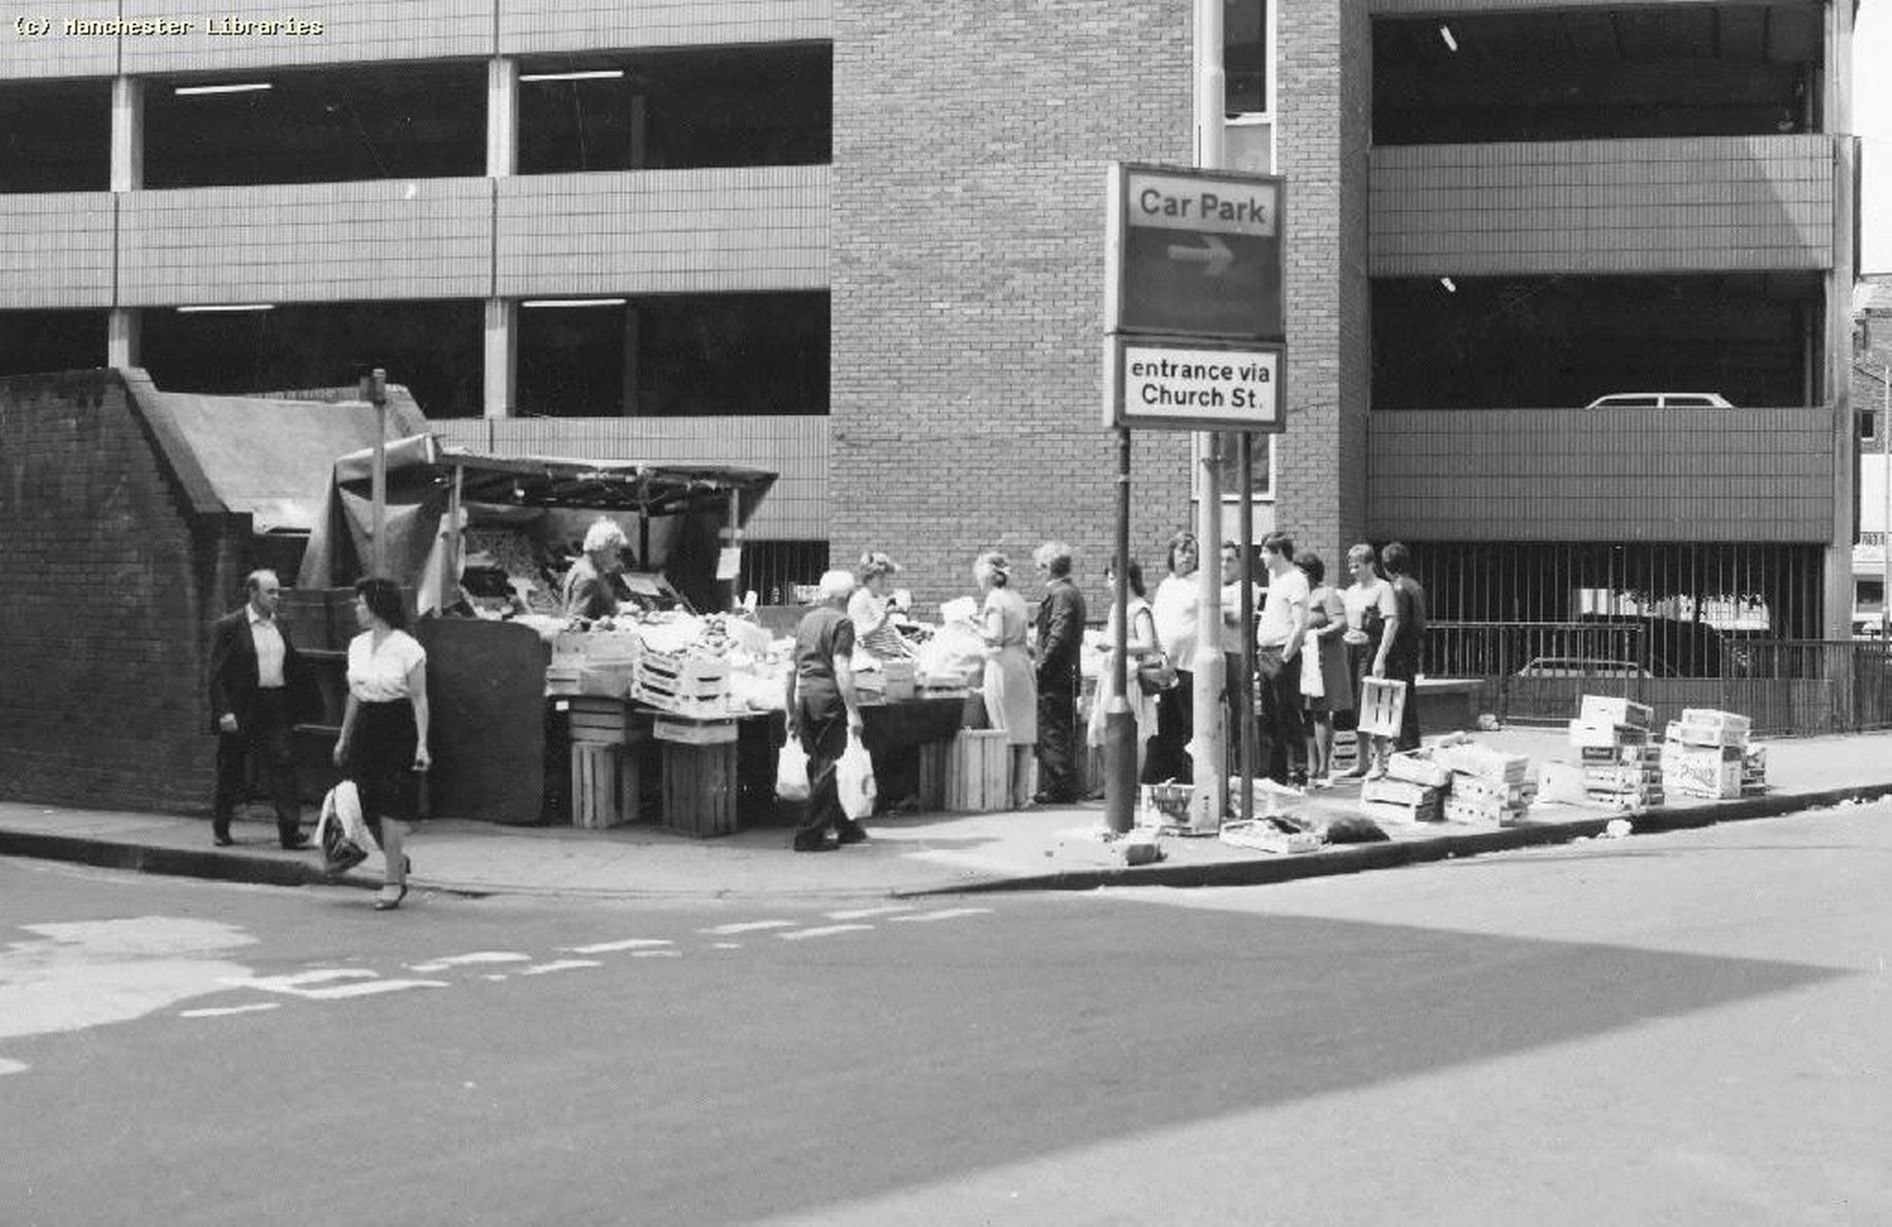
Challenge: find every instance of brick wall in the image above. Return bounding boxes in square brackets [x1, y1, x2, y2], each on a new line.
[829, 0, 1197, 613]
[1274, 0, 1370, 566]
[0, 370, 231, 813]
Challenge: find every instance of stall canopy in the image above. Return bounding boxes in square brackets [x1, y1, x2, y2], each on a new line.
[296, 434, 778, 614]
[127, 373, 430, 534]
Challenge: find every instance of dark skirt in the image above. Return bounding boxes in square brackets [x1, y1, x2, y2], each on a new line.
[348, 700, 421, 838]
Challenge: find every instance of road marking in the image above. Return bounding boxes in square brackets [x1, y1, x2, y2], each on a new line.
[519, 960, 602, 976]
[889, 908, 994, 924]
[409, 952, 533, 973]
[701, 920, 796, 935]
[631, 949, 682, 959]
[825, 905, 915, 920]
[230, 969, 379, 993]
[295, 979, 449, 1000]
[777, 924, 874, 941]
[0, 1058, 28, 1076]
[567, 939, 674, 953]
[179, 1003, 281, 1019]
[710, 942, 743, 950]
[481, 974, 509, 982]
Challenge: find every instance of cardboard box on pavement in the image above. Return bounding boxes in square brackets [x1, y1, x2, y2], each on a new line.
[1578, 695, 1654, 729]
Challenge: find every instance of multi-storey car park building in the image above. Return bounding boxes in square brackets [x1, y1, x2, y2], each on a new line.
[0, 0, 1863, 654]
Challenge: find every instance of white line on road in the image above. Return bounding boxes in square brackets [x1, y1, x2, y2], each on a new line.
[518, 960, 603, 976]
[408, 952, 534, 972]
[777, 924, 875, 941]
[179, 1003, 282, 1019]
[825, 905, 915, 920]
[227, 969, 379, 993]
[631, 949, 682, 959]
[566, 939, 674, 953]
[710, 942, 742, 950]
[0, 1058, 28, 1076]
[888, 908, 994, 924]
[701, 920, 797, 935]
[296, 979, 450, 1000]
[481, 974, 509, 982]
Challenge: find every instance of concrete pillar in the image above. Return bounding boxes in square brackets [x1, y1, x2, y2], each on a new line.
[108, 308, 141, 368]
[487, 57, 517, 178]
[110, 77, 142, 193]
[1825, 0, 1857, 640]
[483, 298, 516, 419]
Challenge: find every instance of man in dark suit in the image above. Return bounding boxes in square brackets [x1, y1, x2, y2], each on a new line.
[209, 569, 312, 848]
[1032, 540, 1088, 805]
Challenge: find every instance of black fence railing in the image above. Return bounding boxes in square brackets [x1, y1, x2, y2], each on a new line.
[1423, 622, 1892, 736]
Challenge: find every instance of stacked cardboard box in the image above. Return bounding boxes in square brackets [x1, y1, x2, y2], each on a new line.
[1660, 708, 1751, 800]
[1361, 776, 1446, 824]
[1431, 741, 1536, 825]
[1569, 695, 1663, 810]
[1742, 745, 1768, 794]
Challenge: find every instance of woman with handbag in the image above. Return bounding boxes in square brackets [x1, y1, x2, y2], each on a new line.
[1085, 559, 1161, 778]
[332, 576, 430, 911]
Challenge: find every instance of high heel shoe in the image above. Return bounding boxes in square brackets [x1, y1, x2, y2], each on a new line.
[373, 883, 409, 912]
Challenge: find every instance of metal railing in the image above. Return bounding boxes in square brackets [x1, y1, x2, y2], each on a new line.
[1423, 622, 1892, 736]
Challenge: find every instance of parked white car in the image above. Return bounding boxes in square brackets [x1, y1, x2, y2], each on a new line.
[1584, 392, 1734, 409]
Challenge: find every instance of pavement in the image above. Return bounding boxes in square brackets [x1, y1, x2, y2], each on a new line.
[2, 727, 1889, 901]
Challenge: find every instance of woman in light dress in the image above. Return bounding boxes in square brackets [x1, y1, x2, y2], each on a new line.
[1085, 559, 1160, 779]
[1340, 543, 1398, 780]
[1295, 551, 1353, 787]
[974, 551, 1038, 809]
[1144, 530, 1200, 784]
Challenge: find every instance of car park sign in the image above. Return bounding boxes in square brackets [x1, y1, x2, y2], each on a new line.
[1106, 163, 1285, 341]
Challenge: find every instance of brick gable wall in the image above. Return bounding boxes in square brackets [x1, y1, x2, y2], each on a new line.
[0, 371, 238, 814]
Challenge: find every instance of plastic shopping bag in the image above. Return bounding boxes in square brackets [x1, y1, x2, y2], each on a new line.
[836, 734, 877, 821]
[316, 781, 375, 876]
[775, 742, 810, 803]
[1299, 645, 1324, 700]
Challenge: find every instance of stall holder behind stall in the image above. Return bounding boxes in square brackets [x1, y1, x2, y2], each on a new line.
[297, 435, 780, 826]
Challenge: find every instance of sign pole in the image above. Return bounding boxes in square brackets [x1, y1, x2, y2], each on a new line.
[1105, 428, 1137, 834]
[1188, 0, 1228, 834]
[363, 368, 388, 578]
[1238, 432, 1256, 825]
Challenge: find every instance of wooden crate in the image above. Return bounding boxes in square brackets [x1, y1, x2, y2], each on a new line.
[661, 740, 738, 837]
[653, 715, 739, 745]
[634, 649, 731, 717]
[945, 730, 1011, 812]
[571, 742, 639, 829]
[916, 739, 951, 812]
[1357, 678, 1407, 739]
[565, 696, 631, 744]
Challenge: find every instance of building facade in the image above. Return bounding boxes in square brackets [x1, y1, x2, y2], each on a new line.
[0, 0, 1863, 638]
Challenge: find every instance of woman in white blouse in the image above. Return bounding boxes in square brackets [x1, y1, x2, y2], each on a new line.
[333, 576, 431, 911]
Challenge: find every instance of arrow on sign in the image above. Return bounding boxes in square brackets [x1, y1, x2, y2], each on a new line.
[1166, 233, 1233, 276]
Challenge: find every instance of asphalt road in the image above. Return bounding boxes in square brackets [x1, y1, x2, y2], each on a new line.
[3, 801, 1888, 1227]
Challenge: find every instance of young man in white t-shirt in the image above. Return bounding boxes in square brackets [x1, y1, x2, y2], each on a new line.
[1254, 532, 1310, 785]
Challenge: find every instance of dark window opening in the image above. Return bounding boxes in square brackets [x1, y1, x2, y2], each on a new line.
[516, 292, 829, 418]
[0, 309, 108, 374]
[1373, 274, 1821, 410]
[139, 300, 483, 418]
[1225, 0, 1269, 116]
[1374, 6, 1822, 145]
[518, 44, 831, 174]
[1863, 410, 1879, 441]
[1859, 580, 1886, 608]
[0, 81, 110, 193]
[144, 62, 486, 188]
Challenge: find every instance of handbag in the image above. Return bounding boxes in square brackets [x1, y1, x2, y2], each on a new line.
[1136, 650, 1178, 696]
[316, 783, 370, 876]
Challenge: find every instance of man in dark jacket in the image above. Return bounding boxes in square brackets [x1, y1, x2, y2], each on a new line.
[208, 569, 312, 848]
[1032, 541, 1087, 804]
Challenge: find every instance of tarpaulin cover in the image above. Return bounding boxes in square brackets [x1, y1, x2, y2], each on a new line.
[134, 387, 428, 534]
[296, 438, 777, 614]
